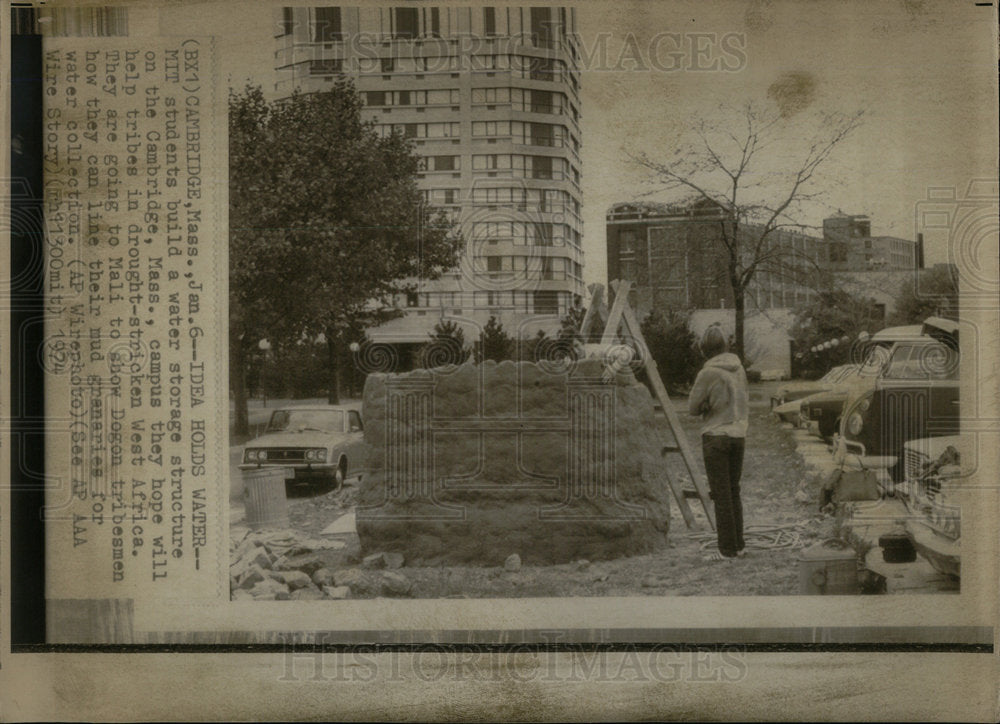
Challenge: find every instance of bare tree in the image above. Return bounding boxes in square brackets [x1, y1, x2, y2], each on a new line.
[634, 102, 864, 360]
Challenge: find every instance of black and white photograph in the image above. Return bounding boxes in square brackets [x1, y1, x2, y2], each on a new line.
[5, 0, 998, 720]
[224, 4, 984, 603]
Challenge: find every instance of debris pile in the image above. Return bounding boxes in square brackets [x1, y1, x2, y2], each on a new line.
[229, 529, 412, 600]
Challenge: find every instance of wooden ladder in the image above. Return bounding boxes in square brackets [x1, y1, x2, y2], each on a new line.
[579, 281, 716, 531]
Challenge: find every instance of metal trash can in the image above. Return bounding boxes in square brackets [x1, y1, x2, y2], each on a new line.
[242, 467, 290, 530]
[798, 540, 859, 595]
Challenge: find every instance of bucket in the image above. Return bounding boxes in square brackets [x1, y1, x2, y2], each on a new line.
[798, 539, 859, 594]
[242, 466, 291, 530]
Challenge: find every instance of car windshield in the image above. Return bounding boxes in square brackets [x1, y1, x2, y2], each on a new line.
[858, 344, 892, 377]
[267, 409, 345, 433]
[882, 342, 959, 380]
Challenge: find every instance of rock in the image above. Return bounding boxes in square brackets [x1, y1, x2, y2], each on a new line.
[362, 552, 387, 570]
[641, 575, 662, 588]
[290, 586, 324, 601]
[312, 568, 335, 587]
[244, 546, 272, 571]
[334, 568, 374, 594]
[795, 489, 812, 504]
[504, 554, 522, 572]
[383, 552, 405, 570]
[280, 554, 325, 575]
[380, 571, 412, 597]
[237, 564, 266, 590]
[232, 589, 254, 601]
[576, 559, 590, 571]
[249, 578, 289, 600]
[323, 585, 351, 599]
[277, 570, 313, 590]
[232, 536, 258, 565]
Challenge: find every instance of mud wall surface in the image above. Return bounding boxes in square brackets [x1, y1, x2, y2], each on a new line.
[357, 359, 671, 565]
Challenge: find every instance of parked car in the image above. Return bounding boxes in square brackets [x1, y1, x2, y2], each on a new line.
[239, 404, 365, 493]
[836, 318, 960, 481]
[772, 364, 859, 424]
[798, 324, 930, 442]
[901, 435, 964, 579]
[770, 363, 859, 411]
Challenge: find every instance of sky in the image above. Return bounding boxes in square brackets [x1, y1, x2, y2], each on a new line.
[159, 0, 998, 285]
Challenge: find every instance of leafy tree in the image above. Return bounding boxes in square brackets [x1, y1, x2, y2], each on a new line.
[229, 83, 462, 433]
[634, 101, 864, 361]
[475, 316, 515, 362]
[790, 288, 884, 377]
[556, 312, 584, 360]
[640, 310, 701, 392]
[889, 265, 959, 325]
[518, 330, 552, 362]
[419, 319, 470, 368]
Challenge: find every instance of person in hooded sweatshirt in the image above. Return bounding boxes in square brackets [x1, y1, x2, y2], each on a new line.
[688, 325, 749, 559]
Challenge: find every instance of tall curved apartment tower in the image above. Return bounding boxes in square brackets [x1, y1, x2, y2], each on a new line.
[275, 6, 584, 347]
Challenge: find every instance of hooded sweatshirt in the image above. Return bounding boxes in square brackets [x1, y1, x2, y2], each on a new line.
[688, 352, 749, 437]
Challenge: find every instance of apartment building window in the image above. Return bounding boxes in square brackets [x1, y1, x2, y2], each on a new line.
[530, 155, 553, 180]
[529, 122, 555, 146]
[534, 222, 554, 245]
[380, 57, 394, 73]
[530, 7, 553, 48]
[365, 91, 386, 106]
[472, 87, 511, 104]
[426, 7, 441, 37]
[442, 189, 457, 204]
[472, 120, 509, 136]
[313, 7, 342, 42]
[397, 90, 411, 106]
[529, 57, 555, 81]
[394, 7, 419, 39]
[530, 89, 554, 113]
[486, 256, 503, 276]
[309, 59, 343, 75]
[431, 155, 459, 171]
[483, 7, 497, 36]
[280, 7, 294, 36]
[533, 290, 559, 315]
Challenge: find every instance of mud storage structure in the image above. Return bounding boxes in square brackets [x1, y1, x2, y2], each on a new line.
[357, 358, 672, 565]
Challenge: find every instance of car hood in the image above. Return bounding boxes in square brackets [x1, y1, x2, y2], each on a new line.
[799, 388, 850, 406]
[244, 431, 347, 449]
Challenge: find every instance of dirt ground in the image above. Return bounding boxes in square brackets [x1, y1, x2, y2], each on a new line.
[276, 390, 839, 597]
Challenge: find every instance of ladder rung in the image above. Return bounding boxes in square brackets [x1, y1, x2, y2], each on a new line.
[682, 488, 700, 499]
[661, 445, 681, 455]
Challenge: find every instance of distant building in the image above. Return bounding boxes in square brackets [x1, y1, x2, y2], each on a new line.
[606, 202, 923, 377]
[275, 6, 584, 346]
[605, 201, 823, 321]
[822, 211, 919, 271]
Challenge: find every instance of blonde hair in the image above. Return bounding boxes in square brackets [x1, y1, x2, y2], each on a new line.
[700, 325, 728, 358]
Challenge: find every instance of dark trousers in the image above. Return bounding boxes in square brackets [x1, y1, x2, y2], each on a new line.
[702, 434, 745, 557]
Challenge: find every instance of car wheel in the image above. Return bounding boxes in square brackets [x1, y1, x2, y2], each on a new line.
[329, 461, 345, 494]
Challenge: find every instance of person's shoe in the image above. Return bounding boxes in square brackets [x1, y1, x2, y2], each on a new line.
[736, 550, 748, 558]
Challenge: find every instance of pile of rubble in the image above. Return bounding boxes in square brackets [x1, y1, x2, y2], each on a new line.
[229, 529, 412, 601]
